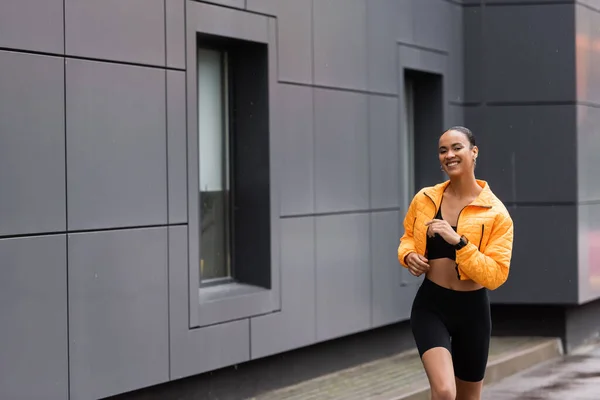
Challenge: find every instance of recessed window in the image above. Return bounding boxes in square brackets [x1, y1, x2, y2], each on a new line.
[196, 34, 271, 290]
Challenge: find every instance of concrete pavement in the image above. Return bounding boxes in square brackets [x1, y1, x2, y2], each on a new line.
[483, 340, 600, 399]
[251, 337, 562, 400]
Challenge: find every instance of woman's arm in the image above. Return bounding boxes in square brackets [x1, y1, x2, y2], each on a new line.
[398, 195, 419, 268]
[455, 211, 514, 290]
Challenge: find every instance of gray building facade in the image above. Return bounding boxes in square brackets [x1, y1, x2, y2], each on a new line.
[0, 0, 599, 399]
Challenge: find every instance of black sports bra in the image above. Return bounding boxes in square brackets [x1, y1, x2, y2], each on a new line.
[426, 207, 457, 261]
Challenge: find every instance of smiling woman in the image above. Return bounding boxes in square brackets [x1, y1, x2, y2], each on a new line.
[397, 126, 514, 400]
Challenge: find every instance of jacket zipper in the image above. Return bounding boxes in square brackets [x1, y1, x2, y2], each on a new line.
[455, 206, 467, 280]
[478, 224, 484, 250]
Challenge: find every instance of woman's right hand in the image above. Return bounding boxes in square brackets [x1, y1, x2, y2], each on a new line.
[406, 253, 430, 277]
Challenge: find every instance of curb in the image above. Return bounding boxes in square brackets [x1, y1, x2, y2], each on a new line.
[393, 338, 563, 400]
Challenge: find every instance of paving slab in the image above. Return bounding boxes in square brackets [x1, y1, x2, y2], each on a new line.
[251, 337, 562, 400]
[483, 340, 600, 399]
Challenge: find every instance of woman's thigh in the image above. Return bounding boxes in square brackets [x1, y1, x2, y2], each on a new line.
[450, 295, 491, 389]
[422, 347, 456, 399]
[411, 305, 456, 398]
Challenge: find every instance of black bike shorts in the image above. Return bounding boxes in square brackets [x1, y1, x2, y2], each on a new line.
[410, 277, 491, 382]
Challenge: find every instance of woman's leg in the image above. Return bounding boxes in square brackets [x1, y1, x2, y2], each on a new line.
[422, 347, 456, 400]
[452, 331, 488, 400]
[451, 290, 491, 400]
[411, 284, 456, 400]
[455, 377, 484, 400]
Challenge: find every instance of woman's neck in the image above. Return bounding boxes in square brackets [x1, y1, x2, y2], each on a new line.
[447, 174, 481, 200]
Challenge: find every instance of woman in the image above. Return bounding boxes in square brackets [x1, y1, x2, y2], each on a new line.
[397, 126, 514, 400]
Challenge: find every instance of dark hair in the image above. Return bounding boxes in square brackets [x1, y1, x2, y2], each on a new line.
[445, 126, 476, 148]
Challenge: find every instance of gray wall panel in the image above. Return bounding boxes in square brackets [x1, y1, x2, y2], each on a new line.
[577, 203, 600, 304]
[398, 45, 447, 76]
[166, 0, 186, 69]
[65, 0, 165, 66]
[447, 3, 465, 103]
[484, 4, 576, 103]
[250, 217, 317, 359]
[577, 105, 600, 202]
[247, 0, 313, 84]
[0, 0, 64, 54]
[490, 205, 578, 304]
[463, 6, 483, 104]
[167, 70, 188, 224]
[316, 214, 371, 341]
[576, 1, 600, 305]
[366, 0, 413, 94]
[68, 228, 169, 400]
[199, 0, 245, 8]
[273, 0, 312, 84]
[168, 226, 250, 380]
[445, 104, 466, 128]
[0, 51, 66, 236]
[464, 107, 485, 137]
[171, 318, 250, 380]
[245, 0, 275, 13]
[188, 1, 269, 44]
[277, 84, 315, 216]
[0, 235, 67, 400]
[314, 89, 369, 213]
[577, 105, 600, 303]
[66, 60, 167, 230]
[576, 5, 600, 108]
[413, 0, 453, 53]
[198, 287, 277, 327]
[369, 95, 399, 209]
[371, 211, 409, 327]
[480, 105, 577, 204]
[313, 0, 368, 91]
[578, 0, 600, 9]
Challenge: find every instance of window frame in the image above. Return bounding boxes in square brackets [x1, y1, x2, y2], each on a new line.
[185, 3, 281, 328]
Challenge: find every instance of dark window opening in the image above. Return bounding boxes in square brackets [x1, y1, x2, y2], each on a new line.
[403, 69, 444, 192]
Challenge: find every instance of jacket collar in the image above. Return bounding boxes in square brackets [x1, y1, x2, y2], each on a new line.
[423, 179, 495, 209]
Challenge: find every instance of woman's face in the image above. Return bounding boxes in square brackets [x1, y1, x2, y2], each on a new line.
[438, 130, 478, 177]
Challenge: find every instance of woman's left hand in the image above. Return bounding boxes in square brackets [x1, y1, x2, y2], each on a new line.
[425, 219, 461, 245]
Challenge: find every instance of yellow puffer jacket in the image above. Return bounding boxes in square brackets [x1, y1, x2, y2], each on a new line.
[397, 179, 514, 290]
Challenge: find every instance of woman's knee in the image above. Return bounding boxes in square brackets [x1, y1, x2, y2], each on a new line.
[422, 347, 456, 400]
[431, 384, 456, 400]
